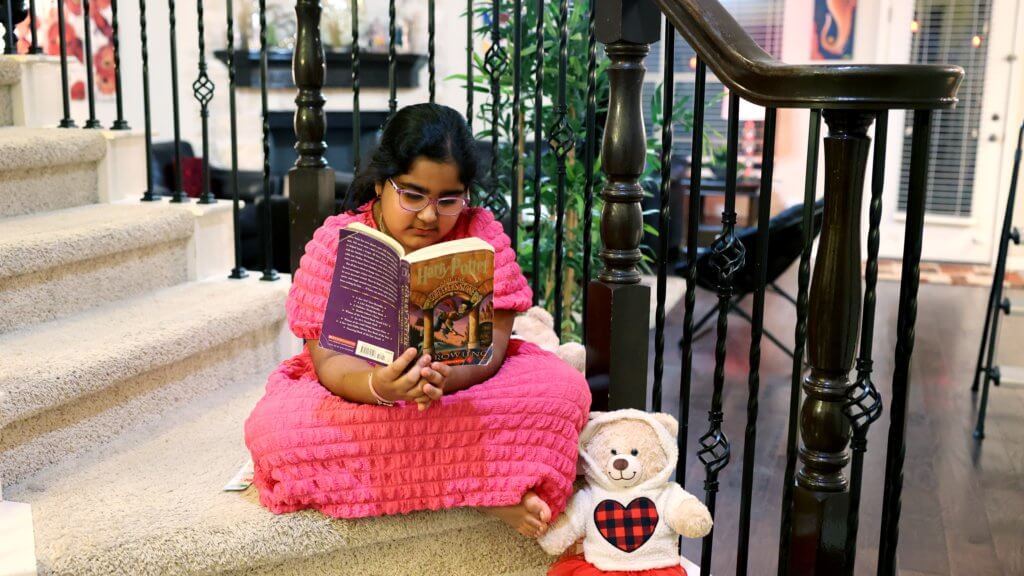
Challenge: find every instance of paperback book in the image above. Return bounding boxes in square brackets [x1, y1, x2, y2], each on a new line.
[319, 222, 495, 366]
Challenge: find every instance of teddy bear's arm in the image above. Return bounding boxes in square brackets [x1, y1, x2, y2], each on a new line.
[537, 489, 589, 555]
[665, 483, 713, 539]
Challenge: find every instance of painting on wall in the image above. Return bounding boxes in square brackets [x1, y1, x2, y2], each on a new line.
[13, 0, 117, 100]
[812, 0, 856, 60]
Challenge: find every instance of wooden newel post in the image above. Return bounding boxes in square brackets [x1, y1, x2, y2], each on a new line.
[788, 110, 874, 574]
[586, 0, 660, 411]
[289, 0, 335, 275]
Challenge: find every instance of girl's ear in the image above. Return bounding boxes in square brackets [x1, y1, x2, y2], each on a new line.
[375, 181, 383, 198]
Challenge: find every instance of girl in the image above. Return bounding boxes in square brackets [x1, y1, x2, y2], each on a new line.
[244, 103, 591, 538]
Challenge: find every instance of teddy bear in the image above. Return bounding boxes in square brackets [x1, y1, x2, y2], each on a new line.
[538, 409, 713, 574]
[511, 306, 586, 373]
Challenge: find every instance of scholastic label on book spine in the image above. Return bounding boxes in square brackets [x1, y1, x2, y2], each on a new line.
[319, 229, 403, 360]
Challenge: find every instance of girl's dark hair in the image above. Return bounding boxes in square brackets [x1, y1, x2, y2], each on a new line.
[344, 103, 479, 212]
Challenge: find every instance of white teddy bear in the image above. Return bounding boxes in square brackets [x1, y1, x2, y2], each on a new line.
[539, 409, 712, 573]
[511, 306, 586, 373]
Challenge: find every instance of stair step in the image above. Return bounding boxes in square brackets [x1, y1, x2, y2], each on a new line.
[0, 276, 293, 486]
[4, 372, 552, 576]
[0, 127, 107, 217]
[0, 202, 195, 333]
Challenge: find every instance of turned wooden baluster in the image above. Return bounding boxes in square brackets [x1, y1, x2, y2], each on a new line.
[289, 0, 336, 275]
[587, 0, 660, 410]
[787, 109, 874, 574]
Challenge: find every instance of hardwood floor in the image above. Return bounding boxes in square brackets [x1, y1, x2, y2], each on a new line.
[645, 269, 1024, 576]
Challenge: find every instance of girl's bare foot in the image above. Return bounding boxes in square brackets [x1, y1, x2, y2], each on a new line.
[479, 491, 552, 538]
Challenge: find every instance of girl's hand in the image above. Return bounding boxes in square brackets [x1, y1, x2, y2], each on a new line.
[373, 348, 432, 403]
[413, 362, 451, 411]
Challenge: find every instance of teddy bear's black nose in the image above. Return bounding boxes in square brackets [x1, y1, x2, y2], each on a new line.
[613, 458, 629, 471]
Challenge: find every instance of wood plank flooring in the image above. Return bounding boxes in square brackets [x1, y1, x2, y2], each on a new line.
[644, 270, 1024, 576]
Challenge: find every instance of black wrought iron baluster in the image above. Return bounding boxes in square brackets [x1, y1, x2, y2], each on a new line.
[878, 110, 932, 576]
[3, 0, 13, 55]
[28, 0, 40, 53]
[530, 0, 543, 304]
[227, 0, 246, 277]
[351, 0, 360, 177]
[387, 0, 396, 116]
[168, 0, 185, 201]
[82, 0, 100, 128]
[678, 59, 707, 486]
[139, 0, 155, 199]
[193, 0, 215, 204]
[735, 107, 776, 576]
[509, 0, 522, 253]
[549, 0, 573, 338]
[697, 93, 743, 576]
[110, 0, 128, 129]
[466, 0, 473, 129]
[842, 110, 887, 574]
[581, 0, 597, 347]
[483, 0, 508, 219]
[777, 109, 821, 576]
[56, 0, 75, 128]
[653, 19, 674, 412]
[428, 0, 435, 103]
[258, 0, 278, 281]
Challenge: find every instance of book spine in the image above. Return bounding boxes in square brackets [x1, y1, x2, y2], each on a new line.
[399, 260, 410, 355]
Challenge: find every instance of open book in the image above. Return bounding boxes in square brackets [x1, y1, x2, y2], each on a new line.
[319, 222, 496, 366]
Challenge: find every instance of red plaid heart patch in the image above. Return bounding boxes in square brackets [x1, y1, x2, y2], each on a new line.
[593, 497, 660, 553]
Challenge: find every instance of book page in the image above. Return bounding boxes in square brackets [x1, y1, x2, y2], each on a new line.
[319, 228, 403, 364]
[406, 248, 495, 366]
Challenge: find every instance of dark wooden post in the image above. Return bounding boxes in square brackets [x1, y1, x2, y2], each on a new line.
[289, 0, 336, 275]
[586, 0, 660, 411]
[787, 110, 874, 574]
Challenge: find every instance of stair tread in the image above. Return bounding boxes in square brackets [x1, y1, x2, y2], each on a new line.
[0, 126, 106, 172]
[0, 202, 194, 279]
[0, 276, 290, 427]
[4, 372, 541, 576]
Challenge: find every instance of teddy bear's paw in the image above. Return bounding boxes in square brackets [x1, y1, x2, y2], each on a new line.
[671, 499, 714, 539]
[558, 342, 586, 373]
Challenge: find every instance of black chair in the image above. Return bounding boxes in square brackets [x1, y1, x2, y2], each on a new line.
[675, 198, 826, 358]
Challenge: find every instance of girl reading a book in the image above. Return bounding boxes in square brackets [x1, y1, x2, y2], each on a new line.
[244, 104, 591, 539]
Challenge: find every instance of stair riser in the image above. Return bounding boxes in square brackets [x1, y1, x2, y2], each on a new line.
[0, 161, 100, 218]
[234, 519, 551, 576]
[0, 320, 292, 489]
[0, 86, 12, 127]
[0, 238, 191, 334]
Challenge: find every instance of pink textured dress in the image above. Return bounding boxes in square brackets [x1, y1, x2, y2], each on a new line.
[244, 200, 592, 519]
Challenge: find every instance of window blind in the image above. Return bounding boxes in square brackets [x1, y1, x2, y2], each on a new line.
[897, 0, 993, 217]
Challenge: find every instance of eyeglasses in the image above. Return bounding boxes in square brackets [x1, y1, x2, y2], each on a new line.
[389, 178, 468, 216]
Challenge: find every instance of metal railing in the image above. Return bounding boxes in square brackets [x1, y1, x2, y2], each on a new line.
[2, 0, 964, 573]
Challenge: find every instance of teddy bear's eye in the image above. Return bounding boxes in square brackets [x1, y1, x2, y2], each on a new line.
[631, 449, 639, 456]
[610, 449, 618, 455]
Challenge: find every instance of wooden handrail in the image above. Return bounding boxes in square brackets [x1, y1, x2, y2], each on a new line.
[653, 0, 964, 110]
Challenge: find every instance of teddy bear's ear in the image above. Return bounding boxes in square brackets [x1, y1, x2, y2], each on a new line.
[651, 413, 679, 438]
[588, 411, 605, 421]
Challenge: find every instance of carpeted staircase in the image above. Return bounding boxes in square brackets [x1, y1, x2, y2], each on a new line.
[0, 56, 552, 575]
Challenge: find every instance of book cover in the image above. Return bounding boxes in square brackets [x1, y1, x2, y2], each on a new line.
[407, 248, 495, 366]
[319, 223, 495, 367]
[319, 227, 405, 365]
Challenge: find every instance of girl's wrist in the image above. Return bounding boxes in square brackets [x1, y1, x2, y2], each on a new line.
[368, 369, 396, 406]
